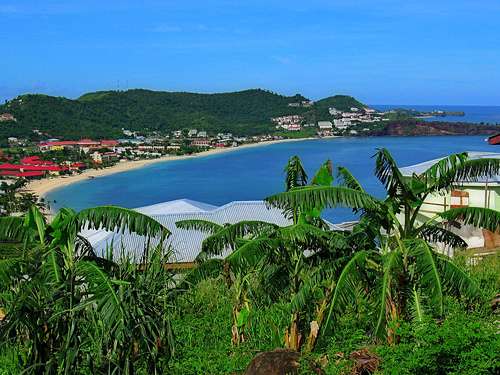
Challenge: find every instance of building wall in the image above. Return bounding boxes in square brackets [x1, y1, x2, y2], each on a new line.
[407, 184, 500, 251]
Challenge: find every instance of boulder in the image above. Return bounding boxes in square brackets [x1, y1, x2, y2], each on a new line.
[244, 349, 300, 375]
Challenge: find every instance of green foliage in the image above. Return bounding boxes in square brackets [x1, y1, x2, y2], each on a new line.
[0, 205, 174, 374]
[314, 95, 366, 120]
[169, 277, 289, 374]
[376, 306, 500, 375]
[0, 89, 312, 141]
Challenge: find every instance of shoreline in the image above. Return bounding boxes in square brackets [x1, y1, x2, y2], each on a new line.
[26, 137, 333, 198]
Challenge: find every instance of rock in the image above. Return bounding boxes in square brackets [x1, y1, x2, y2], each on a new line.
[349, 348, 380, 375]
[244, 349, 300, 375]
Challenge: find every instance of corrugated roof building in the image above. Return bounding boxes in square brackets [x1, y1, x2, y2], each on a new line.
[81, 199, 298, 263]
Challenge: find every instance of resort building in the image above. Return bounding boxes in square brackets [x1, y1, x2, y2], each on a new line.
[399, 152, 500, 250]
[191, 138, 211, 147]
[333, 119, 351, 129]
[81, 199, 342, 266]
[38, 139, 119, 153]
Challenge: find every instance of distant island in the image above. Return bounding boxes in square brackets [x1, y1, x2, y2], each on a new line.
[1, 88, 498, 147]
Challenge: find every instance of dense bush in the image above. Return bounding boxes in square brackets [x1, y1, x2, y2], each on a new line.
[169, 277, 290, 374]
[376, 304, 499, 374]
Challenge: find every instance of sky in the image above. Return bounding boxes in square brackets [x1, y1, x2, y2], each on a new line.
[1, 0, 499, 105]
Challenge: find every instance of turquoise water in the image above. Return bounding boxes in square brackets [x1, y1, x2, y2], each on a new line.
[47, 136, 498, 223]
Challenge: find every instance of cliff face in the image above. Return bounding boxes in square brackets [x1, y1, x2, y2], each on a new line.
[376, 121, 499, 136]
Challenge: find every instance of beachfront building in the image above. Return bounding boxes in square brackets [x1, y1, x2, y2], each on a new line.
[191, 138, 211, 148]
[318, 121, 333, 136]
[81, 199, 342, 266]
[399, 152, 500, 250]
[39, 139, 119, 153]
[333, 119, 351, 129]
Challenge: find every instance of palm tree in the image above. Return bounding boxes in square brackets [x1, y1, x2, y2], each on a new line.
[176, 157, 357, 351]
[267, 149, 500, 250]
[266, 149, 500, 341]
[0, 178, 46, 216]
[0, 205, 173, 374]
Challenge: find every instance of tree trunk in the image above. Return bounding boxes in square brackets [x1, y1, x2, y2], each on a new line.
[284, 313, 301, 351]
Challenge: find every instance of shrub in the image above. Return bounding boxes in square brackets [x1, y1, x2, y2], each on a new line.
[376, 306, 500, 374]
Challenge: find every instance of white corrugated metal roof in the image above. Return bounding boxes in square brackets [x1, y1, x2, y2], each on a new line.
[82, 200, 293, 263]
[135, 199, 217, 215]
[399, 151, 500, 183]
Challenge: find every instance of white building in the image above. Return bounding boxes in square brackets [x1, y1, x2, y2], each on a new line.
[188, 129, 198, 137]
[333, 119, 351, 129]
[328, 107, 341, 116]
[286, 124, 301, 131]
[318, 121, 333, 130]
[81, 199, 345, 264]
[399, 152, 500, 252]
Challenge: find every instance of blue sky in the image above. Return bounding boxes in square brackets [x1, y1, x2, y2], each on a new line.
[1, 0, 499, 105]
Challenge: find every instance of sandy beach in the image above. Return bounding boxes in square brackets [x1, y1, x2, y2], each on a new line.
[26, 137, 329, 198]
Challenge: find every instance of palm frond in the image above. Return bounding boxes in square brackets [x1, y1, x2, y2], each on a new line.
[290, 263, 338, 314]
[374, 251, 402, 338]
[311, 160, 333, 186]
[0, 258, 21, 284]
[0, 217, 25, 241]
[75, 234, 97, 259]
[226, 237, 275, 271]
[417, 224, 468, 248]
[439, 207, 500, 232]
[407, 239, 443, 315]
[420, 152, 468, 191]
[435, 254, 481, 300]
[76, 206, 170, 238]
[337, 166, 365, 192]
[324, 251, 373, 331]
[410, 287, 426, 323]
[455, 157, 500, 183]
[266, 186, 377, 212]
[201, 221, 278, 256]
[180, 259, 225, 288]
[175, 219, 223, 235]
[42, 248, 63, 284]
[76, 260, 127, 330]
[285, 155, 308, 191]
[374, 148, 411, 198]
[25, 206, 47, 245]
[278, 223, 331, 247]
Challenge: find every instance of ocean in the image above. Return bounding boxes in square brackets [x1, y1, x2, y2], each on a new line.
[373, 105, 500, 124]
[46, 135, 500, 223]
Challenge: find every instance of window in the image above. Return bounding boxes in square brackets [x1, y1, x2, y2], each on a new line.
[450, 190, 469, 208]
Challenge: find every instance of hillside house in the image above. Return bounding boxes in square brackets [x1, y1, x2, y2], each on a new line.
[0, 113, 16, 122]
[399, 152, 500, 250]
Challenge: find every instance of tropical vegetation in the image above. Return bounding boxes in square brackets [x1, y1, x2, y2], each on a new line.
[1, 149, 499, 374]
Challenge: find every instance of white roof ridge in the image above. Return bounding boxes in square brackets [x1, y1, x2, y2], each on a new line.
[400, 151, 500, 177]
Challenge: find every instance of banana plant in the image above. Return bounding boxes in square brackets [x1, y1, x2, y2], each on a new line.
[265, 150, 500, 342]
[176, 157, 356, 351]
[0, 205, 172, 374]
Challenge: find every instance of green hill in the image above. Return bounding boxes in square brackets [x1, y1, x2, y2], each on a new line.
[0, 89, 315, 142]
[0, 89, 367, 143]
[314, 95, 366, 120]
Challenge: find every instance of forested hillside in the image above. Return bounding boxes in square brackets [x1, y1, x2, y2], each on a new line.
[314, 94, 366, 119]
[0, 89, 313, 141]
[0, 89, 367, 142]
